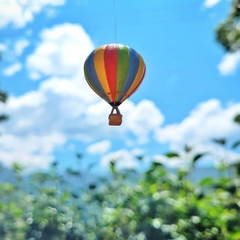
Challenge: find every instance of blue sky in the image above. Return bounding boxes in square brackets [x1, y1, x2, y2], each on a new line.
[0, 0, 240, 172]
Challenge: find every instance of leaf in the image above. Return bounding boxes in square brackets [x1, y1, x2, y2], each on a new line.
[165, 152, 179, 158]
[51, 161, 58, 167]
[76, 153, 83, 159]
[232, 140, 240, 149]
[151, 161, 163, 168]
[225, 184, 237, 195]
[199, 177, 214, 187]
[66, 168, 81, 176]
[193, 153, 207, 163]
[12, 162, 24, 172]
[136, 155, 144, 161]
[184, 145, 192, 153]
[71, 192, 79, 199]
[0, 114, 8, 122]
[212, 138, 226, 145]
[177, 169, 188, 180]
[0, 90, 8, 103]
[146, 162, 163, 179]
[89, 184, 97, 190]
[218, 177, 231, 185]
[196, 192, 204, 200]
[232, 162, 240, 176]
[234, 114, 240, 125]
[109, 161, 117, 174]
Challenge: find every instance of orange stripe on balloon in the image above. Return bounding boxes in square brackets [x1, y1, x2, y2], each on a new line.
[104, 44, 118, 103]
[126, 67, 146, 99]
[93, 46, 112, 102]
[121, 54, 145, 102]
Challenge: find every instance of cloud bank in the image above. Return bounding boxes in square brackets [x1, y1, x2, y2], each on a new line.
[0, 23, 164, 170]
[155, 99, 240, 166]
[0, 0, 65, 29]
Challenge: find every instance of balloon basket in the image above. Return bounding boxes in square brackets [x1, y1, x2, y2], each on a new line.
[108, 106, 122, 126]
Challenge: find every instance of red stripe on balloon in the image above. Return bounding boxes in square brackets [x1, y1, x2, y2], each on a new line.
[104, 44, 118, 102]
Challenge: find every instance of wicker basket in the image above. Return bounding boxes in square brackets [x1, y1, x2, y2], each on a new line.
[108, 106, 122, 126]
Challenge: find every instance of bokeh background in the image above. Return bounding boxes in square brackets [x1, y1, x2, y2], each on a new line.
[0, 0, 240, 239]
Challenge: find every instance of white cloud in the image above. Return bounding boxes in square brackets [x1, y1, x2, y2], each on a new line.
[203, 0, 221, 8]
[0, 76, 95, 169]
[218, 51, 240, 75]
[0, 23, 164, 170]
[2, 62, 22, 76]
[87, 140, 111, 155]
[27, 23, 94, 80]
[0, 81, 161, 170]
[15, 39, 30, 55]
[155, 99, 240, 165]
[0, 132, 65, 171]
[124, 100, 164, 144]
[0, 0, 65, 29]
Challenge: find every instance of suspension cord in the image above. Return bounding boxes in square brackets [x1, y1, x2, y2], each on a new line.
[113, 0, 117, 43]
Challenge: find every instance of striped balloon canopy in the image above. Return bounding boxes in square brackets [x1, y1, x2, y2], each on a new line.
[83, 44, 146, 107]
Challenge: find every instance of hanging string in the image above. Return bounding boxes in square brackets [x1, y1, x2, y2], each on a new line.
[113, 0, 117, 43]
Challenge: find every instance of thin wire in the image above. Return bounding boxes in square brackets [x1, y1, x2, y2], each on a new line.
[113, 0, 117, 43]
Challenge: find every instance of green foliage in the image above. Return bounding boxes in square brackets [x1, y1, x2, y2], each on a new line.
[234, 114, 240, 124]
[0, 89, 8, 103]
[192, 153, 208, 163]
[0, 88, 8, 125]
[165, 152, 179, 158]
[0, 148, 240, 240]
[212, 138, 226, 145]
[232, 140, 240, 149]
[216, 0, 240, 52]
[1, 113, 240, 239]
[0, 112, 240, 239]
[0, 53, 9, 125]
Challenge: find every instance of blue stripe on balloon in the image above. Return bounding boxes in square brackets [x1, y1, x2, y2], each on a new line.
[118, 47, 140, 102]
[85, 51, 111, 103]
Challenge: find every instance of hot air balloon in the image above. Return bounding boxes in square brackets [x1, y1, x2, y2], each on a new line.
[84, 43, 146, 126]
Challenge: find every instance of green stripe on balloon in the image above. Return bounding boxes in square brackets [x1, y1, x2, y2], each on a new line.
[116, 45, 130, 102]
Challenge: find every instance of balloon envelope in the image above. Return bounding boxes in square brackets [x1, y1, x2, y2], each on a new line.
[84, 44, 146, 106]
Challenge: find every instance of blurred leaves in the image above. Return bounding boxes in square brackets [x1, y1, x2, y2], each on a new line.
[109, 160, 117, 174]
[0, 147, 240, 240]
[0, 4, 239, 238]
[216, 0, 240, 52]
[212, 138, 226, 145]
[76, 153, 83, 159]
[184, 145, 192, 153]
[232, 140, 240, 149]
[0, 88, 8, 132]
[234, 114, 240, 124]
[192, 153, 208, 163]
[199, 177, 214, 187]
[0, 114, 8, 122]
[0, 89, 8, 103]
[165, 152, 179, 158]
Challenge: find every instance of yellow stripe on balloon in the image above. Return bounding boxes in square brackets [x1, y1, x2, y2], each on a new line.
[94, 46, 113, 102]
[121, 54, 145, 102]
